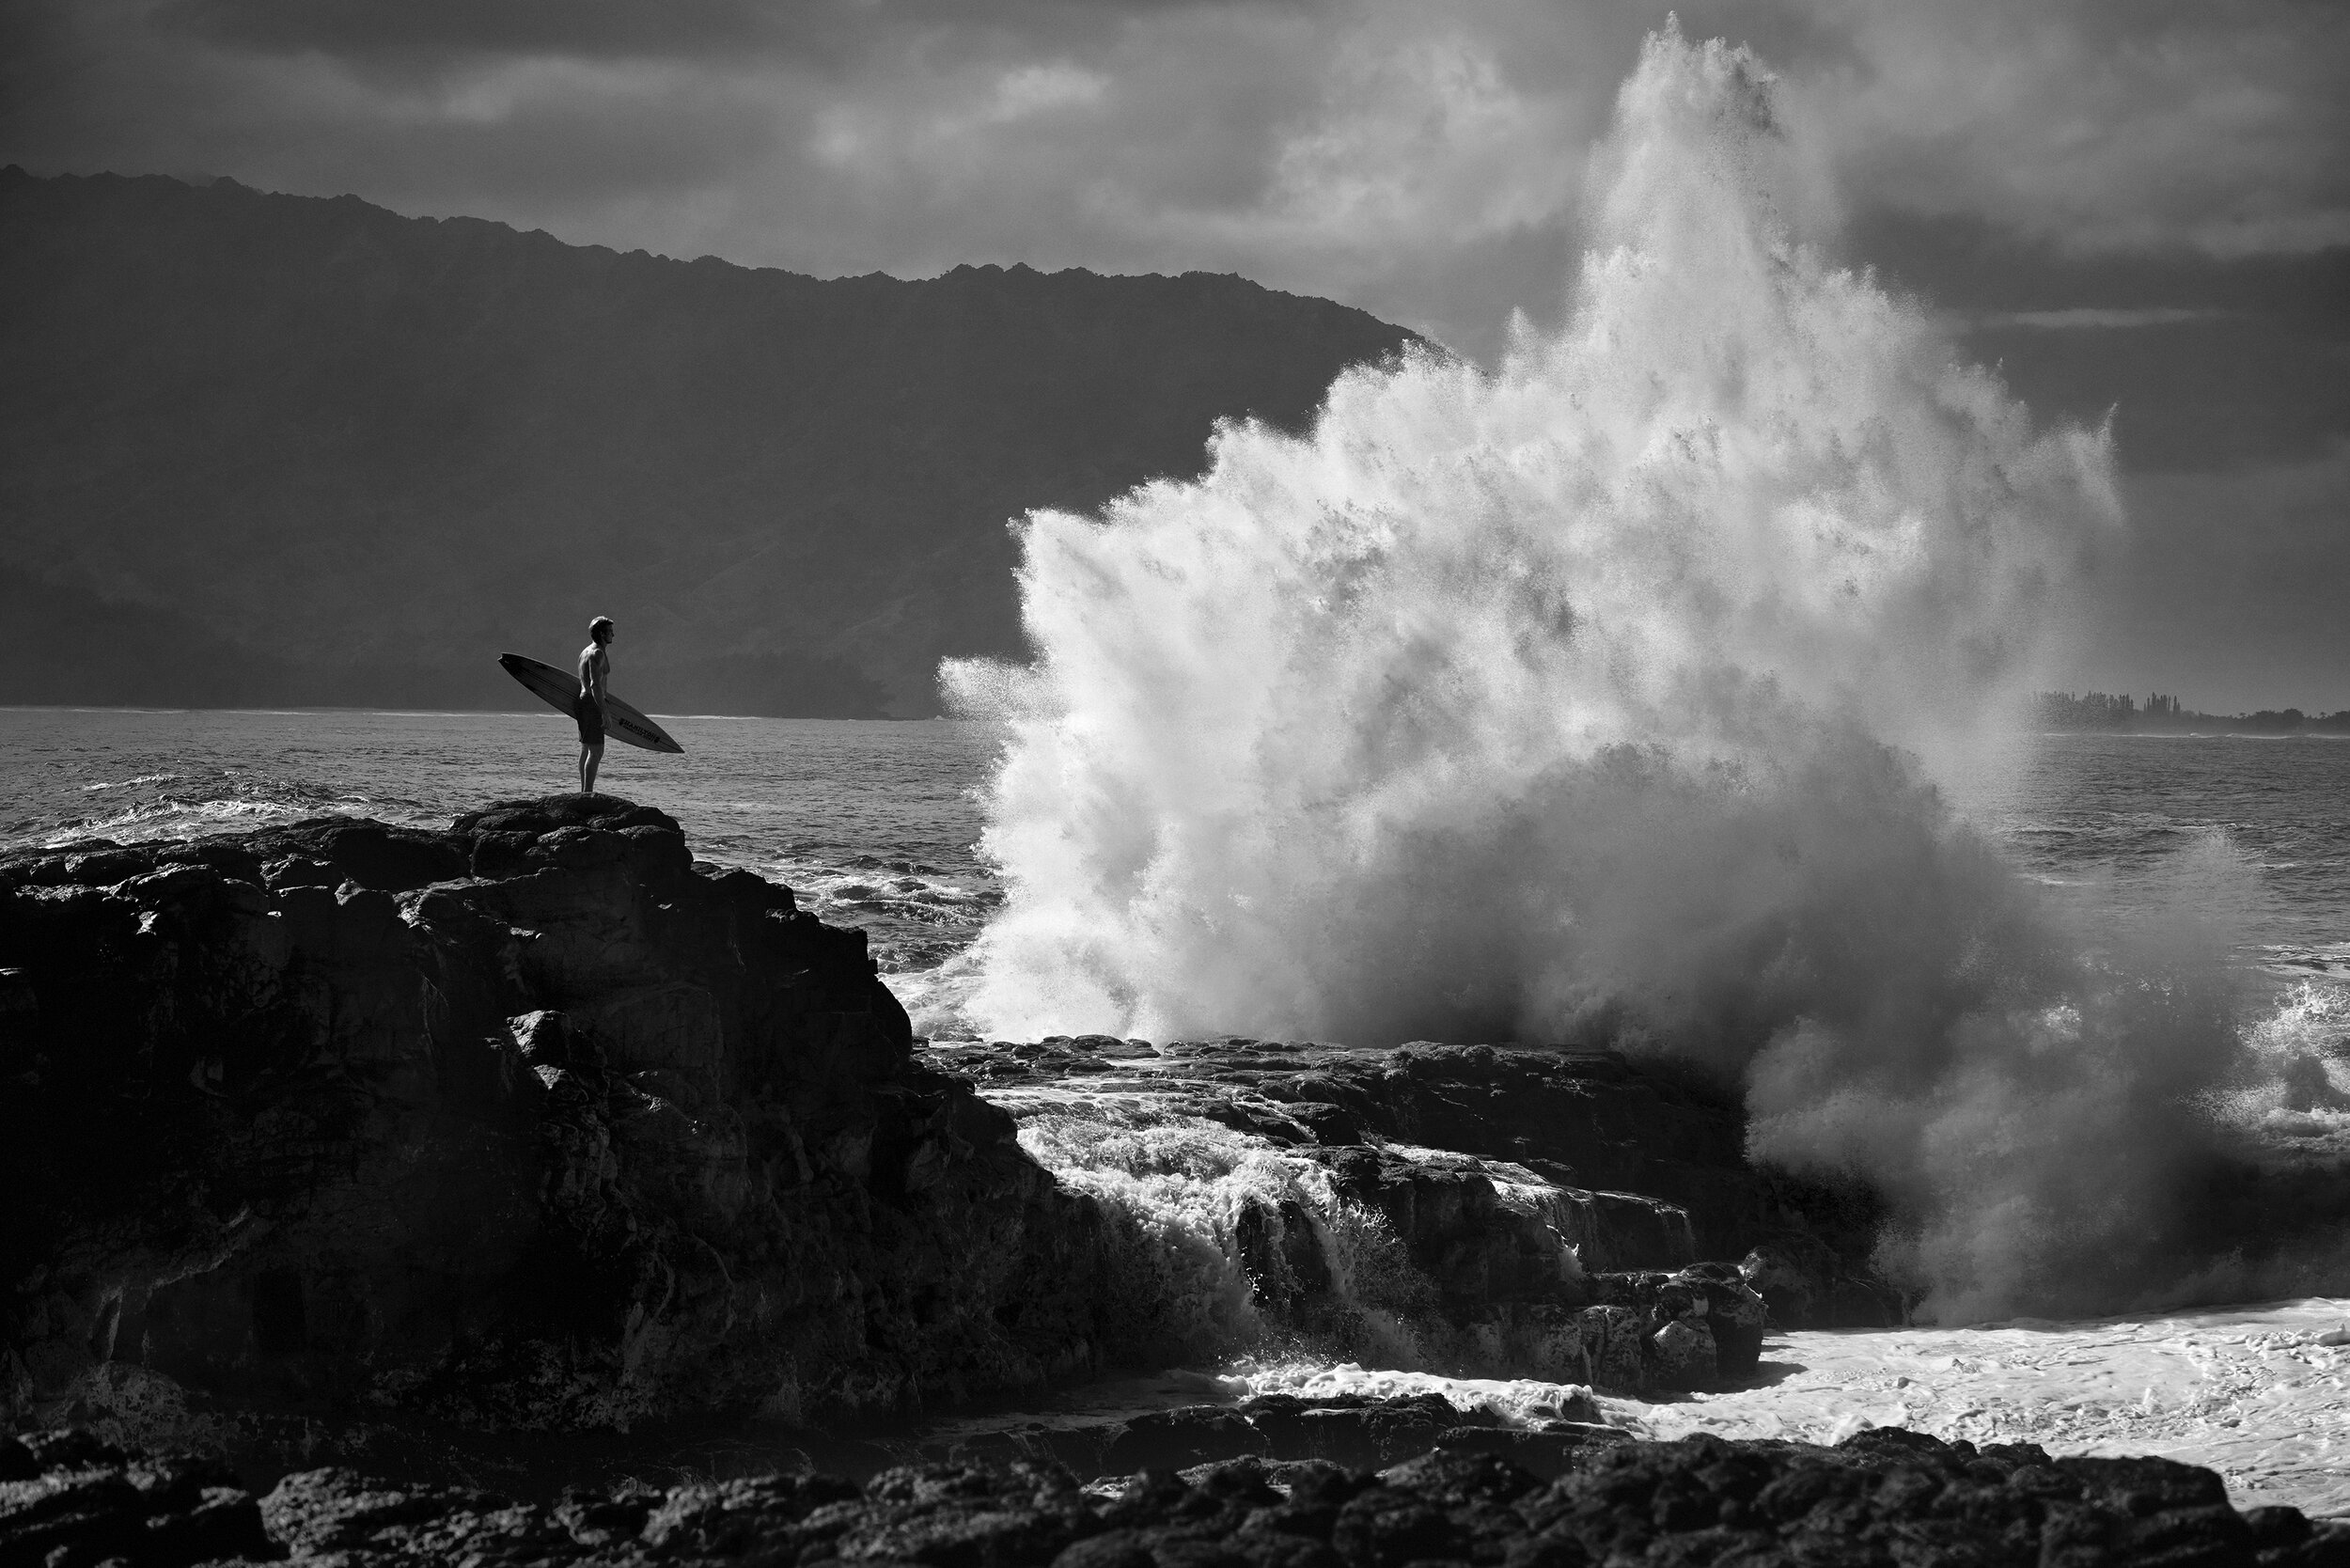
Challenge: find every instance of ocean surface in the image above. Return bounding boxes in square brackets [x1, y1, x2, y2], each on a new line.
[0, 705, 1003, 982]
[11, 705, 2350, 1509]
[1994, 731, 2350, 986]
[8, 708, 2350, 1022]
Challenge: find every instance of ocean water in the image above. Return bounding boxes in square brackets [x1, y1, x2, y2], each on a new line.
[0, 704, 1002, 978]
[1994, 731, 2350, 984]
[6, 706, 2347, 1033]
[12, 703, 2350, 1511]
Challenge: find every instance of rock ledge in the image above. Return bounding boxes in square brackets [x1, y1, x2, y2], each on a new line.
[8, 1424, 2345, 1568]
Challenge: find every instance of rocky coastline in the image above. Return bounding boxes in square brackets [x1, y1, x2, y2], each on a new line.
[10, 1423, 2346, 1567]
[2, 797, 1143, 1457]
[8, 797, 2328, 1562]
[0, 796, 1857, 1452]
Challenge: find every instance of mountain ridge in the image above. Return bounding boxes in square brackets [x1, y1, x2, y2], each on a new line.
[0, 166, 1419, 714]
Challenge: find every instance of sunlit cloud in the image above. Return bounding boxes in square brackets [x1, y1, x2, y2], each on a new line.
[3, 0, 2342, 358]
[1782, 0, 2350, 257]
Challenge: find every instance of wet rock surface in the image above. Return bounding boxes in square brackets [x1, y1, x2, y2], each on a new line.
[0, 799, 1144, 1450]
[925, 1393, 1623, 1482]
[4, 800, 1883, 1497]
[11, 1425, 2348, 1568]
[922, 1037, 1741, 1255]
[922, 1036, 1856, 1387]
[924, 1036, 1903, 1330]
[0, 1429, 274, 1567]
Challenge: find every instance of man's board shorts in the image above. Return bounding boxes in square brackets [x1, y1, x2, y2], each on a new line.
[574, 693, 604, 745]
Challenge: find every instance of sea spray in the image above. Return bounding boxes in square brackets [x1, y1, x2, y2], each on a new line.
[944, 28, 2114, 1047]
[942, 29, 2281, 1319]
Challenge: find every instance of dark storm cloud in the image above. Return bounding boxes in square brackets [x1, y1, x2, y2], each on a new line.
[149, 0, 1321, 71]
[1853, 211, 2350, 473]
[152, 0, 796, 61]
[9, 0, 2345, 361]
[1798, 0, 2350, 256]
[1, 2, 781, 215]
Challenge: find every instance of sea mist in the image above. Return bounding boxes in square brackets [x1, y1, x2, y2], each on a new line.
[943, 29, 2264, 1320]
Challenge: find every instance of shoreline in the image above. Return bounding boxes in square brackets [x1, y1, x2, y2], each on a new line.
[11, 701, 2350, 735]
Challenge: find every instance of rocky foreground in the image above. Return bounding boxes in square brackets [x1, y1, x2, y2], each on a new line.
[926, 1033, 1900, 1378]
[2, 796, 1139, 1450]
[8, 1424, 2348, 1567]
[0, 796, 1863, 1469]
[14, 796, 2341, 1560]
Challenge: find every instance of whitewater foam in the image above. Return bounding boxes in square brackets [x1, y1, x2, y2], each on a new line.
[25, 771, 412, 849]
[1219, 1363, 1602, 1429]
[939, 27, 2335, 1320]
[984, 1065, 1613, 1375]
[947, 26, 2116, 1050]
[1613, 1298, 2350, 1517]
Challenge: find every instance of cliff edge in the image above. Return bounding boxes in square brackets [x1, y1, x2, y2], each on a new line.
[0, 797, 1131, 1443]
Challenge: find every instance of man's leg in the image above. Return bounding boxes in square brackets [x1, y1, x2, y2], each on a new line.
[583, 742, 604, 795]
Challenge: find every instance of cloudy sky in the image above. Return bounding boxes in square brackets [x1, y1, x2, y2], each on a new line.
[6, 0, 2346, 709]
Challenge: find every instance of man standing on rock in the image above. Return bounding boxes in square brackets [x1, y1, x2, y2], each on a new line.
[576, 616, 615, 794]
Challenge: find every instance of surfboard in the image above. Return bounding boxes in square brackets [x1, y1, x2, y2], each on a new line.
[498, 653, 684, 755]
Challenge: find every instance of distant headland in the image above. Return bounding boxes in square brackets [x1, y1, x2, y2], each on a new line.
[0, 167, 1417, 718]
[2037, 691, 2350, 734]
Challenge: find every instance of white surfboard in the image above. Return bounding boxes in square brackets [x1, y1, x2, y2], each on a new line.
[497, 653, 683, 754]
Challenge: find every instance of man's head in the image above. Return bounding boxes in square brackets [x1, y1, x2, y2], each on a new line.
[589, 616, 616, 646]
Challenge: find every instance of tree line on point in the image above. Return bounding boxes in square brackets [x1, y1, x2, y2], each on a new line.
[2034, 691, 2350, 733]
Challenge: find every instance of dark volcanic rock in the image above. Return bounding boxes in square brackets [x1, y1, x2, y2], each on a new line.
[1740, 1237, 1908, 1332]
[924, 1396, 1626, 1484]
[924, 1035, 1888, 1294]
[0, 799, 1149, 1445]
[928, 1039, 1741, 1207]
[1092, 1395, 1620, 1481]
[1586, 1264, 1769, 1387]
[0, 1430, 275, 1566]
[924, 1037, 1803, 1374]
[13, 1426, 2347, 1568]
[1315, 1147, 1581, 1314]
